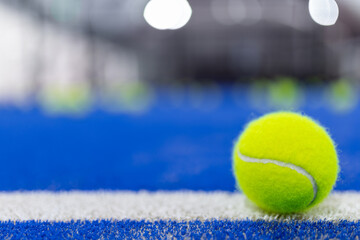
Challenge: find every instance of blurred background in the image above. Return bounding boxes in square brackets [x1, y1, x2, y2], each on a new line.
[0, 0, 358, 191]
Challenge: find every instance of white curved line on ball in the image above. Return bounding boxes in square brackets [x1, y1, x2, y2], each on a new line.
[237, 150, 318, 205]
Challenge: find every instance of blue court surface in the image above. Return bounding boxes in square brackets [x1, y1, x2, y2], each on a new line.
[0, 87, 358, 239]
[0, 220, 358, 239]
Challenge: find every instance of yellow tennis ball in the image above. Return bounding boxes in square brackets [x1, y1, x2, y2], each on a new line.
[233, 112, 338, 213]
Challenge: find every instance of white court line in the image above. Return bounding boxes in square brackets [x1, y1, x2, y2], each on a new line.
[0, 191, 358, 221]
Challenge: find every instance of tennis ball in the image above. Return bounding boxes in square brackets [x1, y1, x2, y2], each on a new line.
[233, 112, 338, 213]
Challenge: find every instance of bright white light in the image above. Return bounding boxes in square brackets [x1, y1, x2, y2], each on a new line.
[144, 0, 192, 30]
[169, 1, 192, 30]
[309, 0, 339, 26]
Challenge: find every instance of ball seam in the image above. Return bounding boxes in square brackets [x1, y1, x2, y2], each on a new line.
[236, 150, 318, 205]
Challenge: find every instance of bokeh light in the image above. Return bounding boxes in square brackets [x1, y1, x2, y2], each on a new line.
[268, 77, 303, 110]
[102, 82, 154, 114]
[309, 0, 339, 26]
[143, 0, 192, 30]
[325, 79, 358, 113]
[38, 82, 92, 116]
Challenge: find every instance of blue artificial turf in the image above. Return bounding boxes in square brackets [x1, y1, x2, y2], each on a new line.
[0, 220, 358, 239]
[0, 87, 357, 191]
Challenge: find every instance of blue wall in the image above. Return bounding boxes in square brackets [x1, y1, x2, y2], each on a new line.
[0, 88, 358, 191]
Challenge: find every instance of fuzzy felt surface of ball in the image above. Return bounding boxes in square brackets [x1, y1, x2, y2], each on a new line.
[233, 112, 338, 213]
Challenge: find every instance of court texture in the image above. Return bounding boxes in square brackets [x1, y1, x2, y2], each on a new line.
[0, 86, 358, 239]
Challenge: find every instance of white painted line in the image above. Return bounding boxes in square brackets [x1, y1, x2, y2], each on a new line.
[0, 191, 357, 221]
